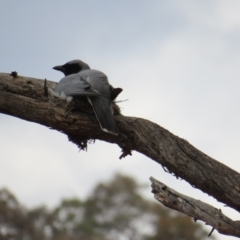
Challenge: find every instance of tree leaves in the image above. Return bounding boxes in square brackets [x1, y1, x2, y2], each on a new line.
[0, 175, 212, 240]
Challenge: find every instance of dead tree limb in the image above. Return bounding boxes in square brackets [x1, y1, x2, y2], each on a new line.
[1, 72, 240, 237]
[150, 177, 240, 238]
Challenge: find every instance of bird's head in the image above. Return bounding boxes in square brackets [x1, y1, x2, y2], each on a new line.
[53, 59, 90, 76]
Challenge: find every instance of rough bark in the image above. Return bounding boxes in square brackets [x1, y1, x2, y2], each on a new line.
[150, 177, 240, 238]
[1, 72, 240, 237]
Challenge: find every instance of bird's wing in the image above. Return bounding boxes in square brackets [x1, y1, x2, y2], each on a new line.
[82, 70, 118, 134]
[88, 96, 118, 135]
[53, 73, 102, 97]
[79, 70, 111, 99]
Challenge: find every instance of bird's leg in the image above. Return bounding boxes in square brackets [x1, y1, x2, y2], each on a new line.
[64, 101, 76, 117]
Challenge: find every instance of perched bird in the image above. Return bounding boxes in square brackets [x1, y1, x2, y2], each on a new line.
[53, 59, 122, 101]
[51, 59, 121, 135]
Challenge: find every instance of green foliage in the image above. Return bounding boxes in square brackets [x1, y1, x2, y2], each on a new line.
[0, 175, 214, 240]
[0, 188, 45, 240]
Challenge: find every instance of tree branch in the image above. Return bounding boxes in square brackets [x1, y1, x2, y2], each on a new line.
[1, 72, 240, 236]
[150, 176, 240, 238]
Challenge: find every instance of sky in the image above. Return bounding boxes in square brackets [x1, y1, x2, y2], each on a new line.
[1, 1, 240, 239]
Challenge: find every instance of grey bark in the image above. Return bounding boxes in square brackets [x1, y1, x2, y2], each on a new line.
[150, 177, 240, 238]
[1, 72, 240, 237]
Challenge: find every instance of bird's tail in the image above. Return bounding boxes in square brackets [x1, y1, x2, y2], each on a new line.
[88, 96, 119, 135]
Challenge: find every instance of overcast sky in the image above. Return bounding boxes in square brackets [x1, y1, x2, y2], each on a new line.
[1, 1, 240, 239]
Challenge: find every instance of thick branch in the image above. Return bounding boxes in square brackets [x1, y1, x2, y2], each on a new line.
[1, 73, 240, 217]
[150, 177, 240, 238]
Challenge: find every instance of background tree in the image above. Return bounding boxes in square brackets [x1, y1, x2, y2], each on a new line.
[0, 189, 45, 240]
[0, 175, 212, 240]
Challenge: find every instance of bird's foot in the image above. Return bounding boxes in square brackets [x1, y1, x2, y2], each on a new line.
[64, 102, 75, 117]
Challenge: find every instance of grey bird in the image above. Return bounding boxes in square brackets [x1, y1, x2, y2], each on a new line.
[53, 59, 122, 101]
[51, 59, 121, 135]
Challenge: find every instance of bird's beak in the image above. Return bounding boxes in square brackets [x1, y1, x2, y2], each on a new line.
[52, 65, 65, 73]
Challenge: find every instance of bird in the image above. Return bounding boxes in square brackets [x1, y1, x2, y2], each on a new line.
[50, 59, 121, 135]
[53, 59, 122, 101]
